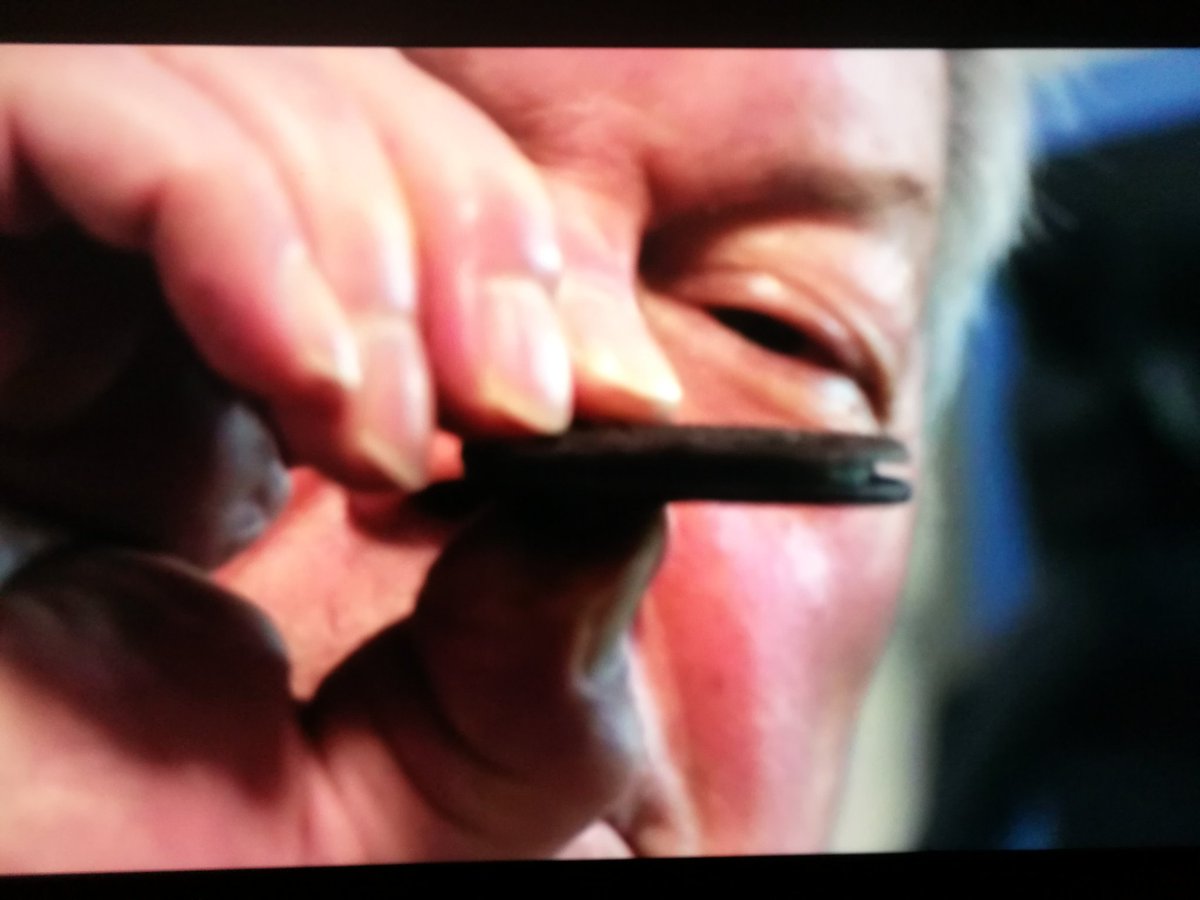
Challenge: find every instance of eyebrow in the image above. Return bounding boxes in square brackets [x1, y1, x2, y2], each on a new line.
[763, 165, 936, 223]
[736, 165, 938, 236]
[654, 163, 938, 234]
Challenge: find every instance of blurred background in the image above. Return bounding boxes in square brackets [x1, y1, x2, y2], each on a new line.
[832, 49, 1200, 851]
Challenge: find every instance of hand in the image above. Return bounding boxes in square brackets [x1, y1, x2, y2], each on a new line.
[0, 46, 679, 870]
[0, 45, 682, 566]
[0, 504, 666, 868]
[0, 46, 945, 867]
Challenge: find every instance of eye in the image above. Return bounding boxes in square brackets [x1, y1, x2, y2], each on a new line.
[706, 306, 844, 371]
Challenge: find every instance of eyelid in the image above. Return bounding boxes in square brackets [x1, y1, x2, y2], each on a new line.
[666, 268, 893, 418]
[706, 306, 844, 370]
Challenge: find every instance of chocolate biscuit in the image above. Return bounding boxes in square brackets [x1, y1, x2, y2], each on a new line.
[459, 425, 911, 505]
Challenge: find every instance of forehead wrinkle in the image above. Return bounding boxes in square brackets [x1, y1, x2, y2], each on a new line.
[511, 92, 671, 171]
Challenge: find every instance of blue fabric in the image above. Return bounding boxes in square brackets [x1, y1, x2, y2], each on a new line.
[1034, 50, 1200, 160]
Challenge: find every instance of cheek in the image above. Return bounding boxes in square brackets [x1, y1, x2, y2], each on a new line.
[637, 280, 920, 847]
[640, 499, 913, 848]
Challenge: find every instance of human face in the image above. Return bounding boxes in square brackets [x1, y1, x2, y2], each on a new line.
[223, 49, 947, 854]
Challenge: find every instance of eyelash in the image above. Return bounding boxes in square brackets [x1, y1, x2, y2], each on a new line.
[706, 306, 843, 372]
[639, 232, 853, 376]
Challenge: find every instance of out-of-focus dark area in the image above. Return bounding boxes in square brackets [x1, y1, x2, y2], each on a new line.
[921, 49, 1200, 850]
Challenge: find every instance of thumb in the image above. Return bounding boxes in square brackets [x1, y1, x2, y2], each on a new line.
[304, 500, 666, 860]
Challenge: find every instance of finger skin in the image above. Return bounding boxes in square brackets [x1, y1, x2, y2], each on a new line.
[406, 49, 684, 423]
[144, 47, 417, 321]
[0, 523, 662, 868]
[0, 46, 588, 498]
[143, 47, 434, 490]
[304, 502, 666, 859]
[0, 47, 375, 491]
[0, 47, 358, 393]
[0, 548, 315, 871]
[320, 49, 575, 438]
[546, 177, 683, 422]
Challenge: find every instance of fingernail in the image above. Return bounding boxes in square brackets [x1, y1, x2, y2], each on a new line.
[556, 274, 682, 420]
[477, 275, 573, 433]
[575, 508, 666, 679]
[352, 316, 433, 491]
[279, 245, 363, 391]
